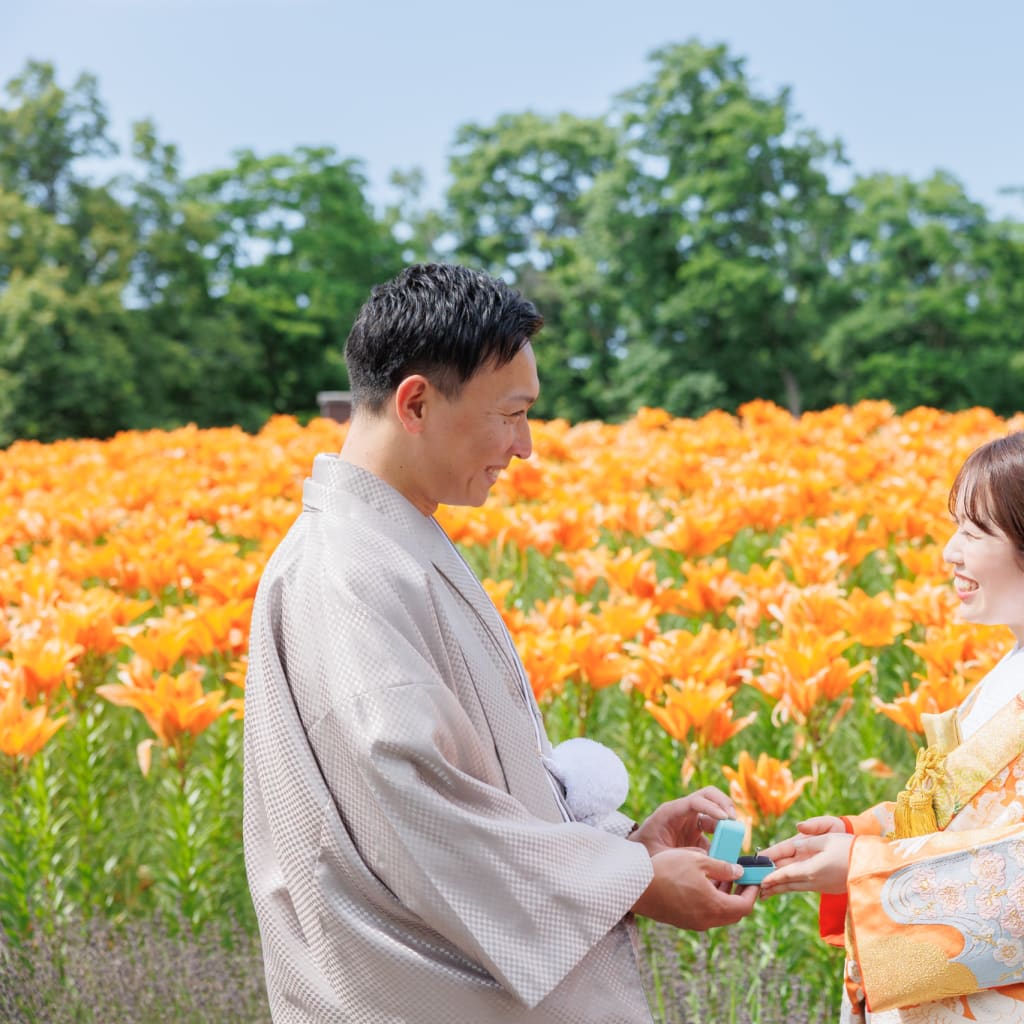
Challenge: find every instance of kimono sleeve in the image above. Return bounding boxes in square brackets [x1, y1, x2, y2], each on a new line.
[308, 601, 652, 1009]
[845, 821, 1024, 1012]
[819, 802, 894, 946]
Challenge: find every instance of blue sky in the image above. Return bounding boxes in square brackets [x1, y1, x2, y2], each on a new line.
[4, 0, 1023, 220]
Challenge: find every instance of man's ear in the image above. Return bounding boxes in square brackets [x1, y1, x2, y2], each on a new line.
[394, 375, 431, 434]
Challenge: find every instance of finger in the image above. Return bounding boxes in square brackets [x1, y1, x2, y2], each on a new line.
[759, 837, 798, 862]
[765, 832, 828, 864]
[695, 812, 721, 834]
[691, 887, 758, 928]
[718, 884, 759, 919]
[759, 863, 818, 893]
[797, 817, 839, 836]
[695, 788, 737, 819]
[701, 855, 744, 885]
[759, 879, 808, 896]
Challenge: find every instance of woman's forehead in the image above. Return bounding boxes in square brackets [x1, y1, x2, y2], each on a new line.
[954, 473, 993, 519]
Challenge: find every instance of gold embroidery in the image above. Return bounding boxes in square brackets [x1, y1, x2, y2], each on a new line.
[941, 698, 1024, 827]
[890, 699, 1024, 836]
[856, 934, 978, 1012]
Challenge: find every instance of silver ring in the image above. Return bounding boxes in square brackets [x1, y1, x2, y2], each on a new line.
[698, 813, 705, 832]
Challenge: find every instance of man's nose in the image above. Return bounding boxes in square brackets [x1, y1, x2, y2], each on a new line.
[513, 418, 533, 460]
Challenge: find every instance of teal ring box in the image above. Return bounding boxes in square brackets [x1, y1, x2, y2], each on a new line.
[708, 818, 774, 885]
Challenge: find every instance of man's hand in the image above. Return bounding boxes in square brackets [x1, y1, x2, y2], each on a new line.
[629, 787, 737, 855]
[758, 832, 854, 896]
[632, 848, 758, 930]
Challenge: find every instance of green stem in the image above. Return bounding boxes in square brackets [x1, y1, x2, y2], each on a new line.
[65, 700, 108, 917]
[26, 752, 61, 928]
[0, 757, 34, 938]
[575, 680, 593, 737]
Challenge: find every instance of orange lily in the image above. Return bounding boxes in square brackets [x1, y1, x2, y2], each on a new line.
[0, 674, 67, 760]
[669, 557, 742, 618]
[894, 580, 961, 630]
[115, 614, 196, 673]
[569, 625, 638, 691]
[480, 577, 526, 632]
[184, 598, 254, 658]
[747, 627, 872, 726]
[645, 679, 756, 749]
[647, 509, 738, 561]
[7, 629, 85, 703]
[57, 588, 153, 655]
[839, 588, 912, 649]
[97, 664, 232, 763]
[515, 629, 579, 704]
[721, 751, 812, 827]
[627, 623, 754, 699]
[905, 624, 1006, 685]
[873, 670, 977, 736]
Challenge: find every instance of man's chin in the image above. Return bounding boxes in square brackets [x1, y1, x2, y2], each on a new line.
[444, 490, 489, 509]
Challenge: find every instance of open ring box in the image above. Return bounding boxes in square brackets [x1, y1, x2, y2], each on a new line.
[708, 819, 774, 886]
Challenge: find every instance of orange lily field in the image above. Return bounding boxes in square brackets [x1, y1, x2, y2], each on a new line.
[0, 400, 1019, 1000]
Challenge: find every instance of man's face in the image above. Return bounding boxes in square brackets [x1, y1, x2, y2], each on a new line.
[420, 343, 539, 511]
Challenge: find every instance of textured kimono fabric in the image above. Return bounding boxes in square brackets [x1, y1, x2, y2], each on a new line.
[243, 456, 657, 1023]
[822, 650, 1024, 1023]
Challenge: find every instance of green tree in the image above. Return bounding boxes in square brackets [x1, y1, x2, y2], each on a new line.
[0, 62, 141, 443]
[383, 167, 452, 266]
[125, 120, 260, 430]
[816, 172, 1024, 412]
[592, 39, 847, 418]
[0, 61, 114, 215]
[189, 147, 403, 418]
[446, 111, 625, 420]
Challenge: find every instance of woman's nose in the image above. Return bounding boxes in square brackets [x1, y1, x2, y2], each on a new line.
[942, 530, 960, 564]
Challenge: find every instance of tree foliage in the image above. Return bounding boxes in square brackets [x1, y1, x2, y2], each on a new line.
[0, 63, 402, 443]
[1, 46, 1022, 443]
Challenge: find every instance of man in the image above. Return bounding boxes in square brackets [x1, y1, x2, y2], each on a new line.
[243, 263, 757, 1023]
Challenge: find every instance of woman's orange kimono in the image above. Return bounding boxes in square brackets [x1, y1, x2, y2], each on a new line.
[821, 687, 1024, 1022]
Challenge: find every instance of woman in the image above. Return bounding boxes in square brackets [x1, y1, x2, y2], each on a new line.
[760, 432, 1024, 1023]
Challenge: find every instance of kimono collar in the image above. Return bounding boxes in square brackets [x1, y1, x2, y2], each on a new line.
[302, 455, 519, 673]
[900, 690, 1024, 835]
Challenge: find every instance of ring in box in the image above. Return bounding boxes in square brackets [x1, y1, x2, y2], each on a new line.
[708, 818, 774, 885]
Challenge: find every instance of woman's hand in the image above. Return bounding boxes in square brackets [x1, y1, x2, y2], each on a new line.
[758, 832, 854, 896]
[793, 815, 846, 837]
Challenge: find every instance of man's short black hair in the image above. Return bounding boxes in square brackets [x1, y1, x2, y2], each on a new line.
[344, 263, 543, 414]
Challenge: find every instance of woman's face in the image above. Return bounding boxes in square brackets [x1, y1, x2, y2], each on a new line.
[943, 497, 1024, 642]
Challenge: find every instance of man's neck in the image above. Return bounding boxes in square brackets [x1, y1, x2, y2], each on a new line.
[340, 417, 435, 517]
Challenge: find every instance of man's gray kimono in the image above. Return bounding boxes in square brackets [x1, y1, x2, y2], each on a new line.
[243, 455, 656, 1023]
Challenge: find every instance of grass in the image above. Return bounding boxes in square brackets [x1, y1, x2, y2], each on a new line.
[0, 912, 839, 1023]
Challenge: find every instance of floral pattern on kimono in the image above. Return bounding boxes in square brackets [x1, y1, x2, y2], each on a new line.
[825, 688, 1024, 1022]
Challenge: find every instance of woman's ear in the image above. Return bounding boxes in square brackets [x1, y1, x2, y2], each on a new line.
[394, 375, 431, 434]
